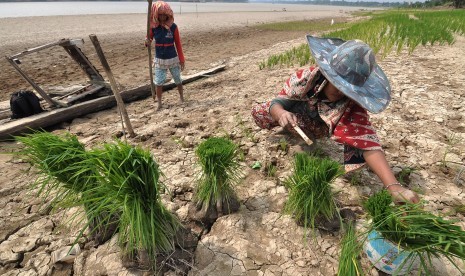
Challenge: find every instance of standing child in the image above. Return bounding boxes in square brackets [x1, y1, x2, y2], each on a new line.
[146, 1, 185, 110]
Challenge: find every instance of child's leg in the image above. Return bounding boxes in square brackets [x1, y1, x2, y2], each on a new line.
[177, 84, 184, 102]
[156, 86, 163, 110]
[169, 65, 183, 102]
[154, 67, 167, 110]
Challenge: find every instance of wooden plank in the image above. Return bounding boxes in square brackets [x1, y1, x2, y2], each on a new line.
[59, 39, 84, 47]
[9, 39, 70, 59]
[0, 65, 225, 140]
[63, 44, 105, 81]
[61, 85, 105, 104]
[8, 39, 83, 59]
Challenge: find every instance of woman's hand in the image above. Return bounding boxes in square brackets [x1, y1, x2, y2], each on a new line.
[144, 39, 151, 47]
[277, 110, 298, 129]
[387, 184, 420, 204]
[180, 62, 185, 71]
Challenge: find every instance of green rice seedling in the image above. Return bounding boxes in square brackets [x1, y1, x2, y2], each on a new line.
[265, 163, 278, 178]
[259, 10, 465, 69]
[346, 170, 363, 186]
[278, 137, 288, 152]
[172, 136, 189, 148]
[307, 144, 327, 158]
[235, 115, 258, 143]
[397, 166, 416, 185]
[284, 153, 344, 230]
[16, 131, 117, 244]
[16, 131, 92, 199]
[195, 137, 241, 216]
[440, 133, 463, 169]
[338, 223, 364, 276]
[364, 190, 465, 274]
[15, 131, 98, 215]
[89, 140, 180, 267]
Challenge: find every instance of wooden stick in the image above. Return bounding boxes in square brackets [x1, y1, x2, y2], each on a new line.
[6, 56, 64, 108]
[146, 0, 156, 100]
[293, 125, 313, 145]
[89, 34, 136, 138]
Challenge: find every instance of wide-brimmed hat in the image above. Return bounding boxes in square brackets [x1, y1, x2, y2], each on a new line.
[306, 35, 391, 113]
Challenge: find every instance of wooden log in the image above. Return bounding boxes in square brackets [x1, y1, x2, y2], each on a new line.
[89, 34, 136, 138]
[0, 65, 225, 140]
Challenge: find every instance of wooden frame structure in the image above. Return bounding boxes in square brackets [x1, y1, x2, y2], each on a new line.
[2, 36, 226, 140]
[5, 38, 106, 108]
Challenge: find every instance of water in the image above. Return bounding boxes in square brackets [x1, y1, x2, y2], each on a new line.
[0, 1, 325, 18]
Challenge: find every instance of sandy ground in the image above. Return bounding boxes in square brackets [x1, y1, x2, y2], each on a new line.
[1, 8, 465, 276]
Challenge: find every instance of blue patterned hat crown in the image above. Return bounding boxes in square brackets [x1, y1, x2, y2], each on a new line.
[306, 35, 391, 113]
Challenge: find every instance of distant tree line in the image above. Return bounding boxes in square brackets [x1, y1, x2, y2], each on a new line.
[410, 0, 463, 8]
[270, 0, 462, 8]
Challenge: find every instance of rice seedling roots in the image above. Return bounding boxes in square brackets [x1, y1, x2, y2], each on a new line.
[188, 197, 241, 226]
[122, 226, 199, 274]
[88, 213, 120, 245]
[296, 208, 356, 233]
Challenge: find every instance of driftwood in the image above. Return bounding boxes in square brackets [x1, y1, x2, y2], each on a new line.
[0, 65, 225, 140]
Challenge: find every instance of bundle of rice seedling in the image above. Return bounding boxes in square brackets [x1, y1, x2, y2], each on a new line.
[338, 222, 364, 276]
[364, 190, 465, 274]
[16, 131, 118, 244]
[284, 153, 344, 230]
[89, 140, 179, 266]
[195, 137, 241, 216]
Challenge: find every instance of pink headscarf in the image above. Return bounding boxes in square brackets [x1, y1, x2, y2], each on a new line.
[151, 1, 174, 29]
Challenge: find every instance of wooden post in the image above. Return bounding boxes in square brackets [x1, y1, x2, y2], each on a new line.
[89, 34, 136, 138]
[146, 0, 156, 100]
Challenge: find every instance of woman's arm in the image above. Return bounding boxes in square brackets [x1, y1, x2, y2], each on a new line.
[363, 150, 420, 203]
[270, 103, 298, 129]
